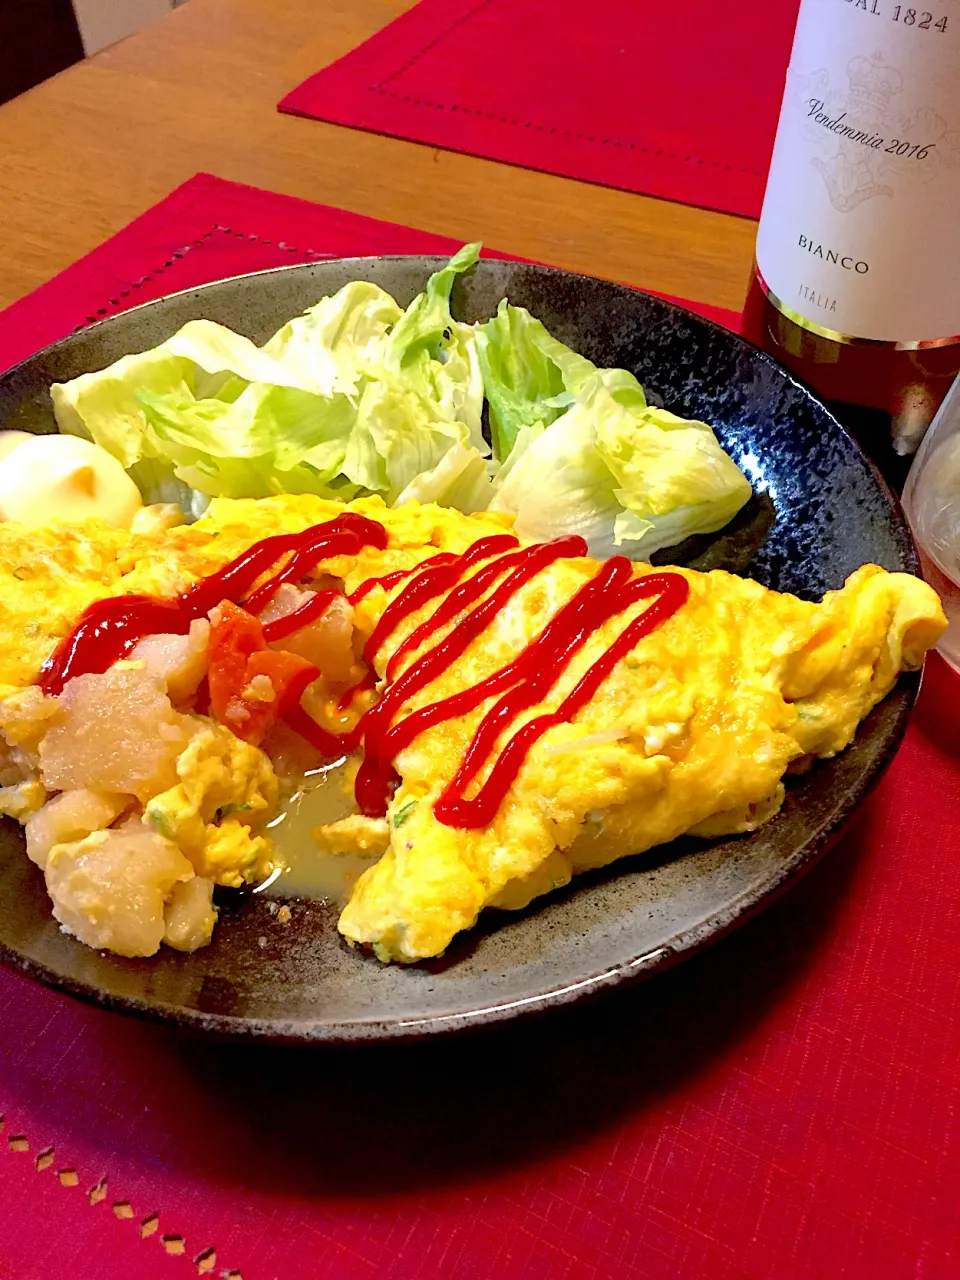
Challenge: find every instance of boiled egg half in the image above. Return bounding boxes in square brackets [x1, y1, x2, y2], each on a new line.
[0, 432, 143, 528]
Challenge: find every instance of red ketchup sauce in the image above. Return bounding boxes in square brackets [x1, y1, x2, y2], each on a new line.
[39, 513, 387, 696]
[352, 544, 688, 827]
[39, 515, 688, 831]
[261, 588, 341, 644]
[347, 552, 458, 605]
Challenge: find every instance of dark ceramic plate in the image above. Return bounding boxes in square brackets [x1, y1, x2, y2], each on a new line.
[0, 258, 918, 1043]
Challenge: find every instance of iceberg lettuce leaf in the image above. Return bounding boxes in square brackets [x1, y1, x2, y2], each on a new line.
[490, 375, 750, 559]
[489, 390, 625, 557]
[394, 443, 493, 515]
[476, 300, 647, 461]
[342, 378, 471, 503]
[133, 382, 355, 499]
[263, 281, 404, 399]
[385, 242, 480, 372]
[381, 243, 486, 455]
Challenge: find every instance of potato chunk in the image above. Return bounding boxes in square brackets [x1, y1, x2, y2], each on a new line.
[44, 827, 194, 957]
[261, 586, 357, 684]
[26, 788, 132, 869]
[39, 667, 194, 802]
[162, 876, 217, 952]
[129, 619, 210, 704]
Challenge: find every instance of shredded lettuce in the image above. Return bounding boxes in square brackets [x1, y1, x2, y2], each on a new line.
[50, 245, 751, 560]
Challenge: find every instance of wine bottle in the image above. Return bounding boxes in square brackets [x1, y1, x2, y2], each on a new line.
[743, 0, 960, 468]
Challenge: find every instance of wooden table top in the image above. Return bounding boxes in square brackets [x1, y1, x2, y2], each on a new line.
[0, 0, 757, 314]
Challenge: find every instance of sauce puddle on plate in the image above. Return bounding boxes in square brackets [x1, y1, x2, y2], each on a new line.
[258, 759, 378, 905]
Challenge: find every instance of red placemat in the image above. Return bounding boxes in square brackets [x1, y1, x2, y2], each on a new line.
[1, 173, 958, 1280]
[279, 0, 802, 219]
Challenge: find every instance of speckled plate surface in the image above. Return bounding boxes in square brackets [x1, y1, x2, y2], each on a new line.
[0, 258, 919, 1042]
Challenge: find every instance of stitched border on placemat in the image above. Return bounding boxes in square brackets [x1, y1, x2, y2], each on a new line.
[365, 87, 762, 177]
[358, 0, 763, 178]
[77, 224, 342, 329]
[374, 0, 497, 85]
[60, 224, 738, 354]
[0, 1113, 240, 1277]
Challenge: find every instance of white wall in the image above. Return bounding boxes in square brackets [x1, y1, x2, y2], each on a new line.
[71, 0, 180, 56]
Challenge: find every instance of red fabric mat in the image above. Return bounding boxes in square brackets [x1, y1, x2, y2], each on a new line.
[279, 0, 802, 219]
[1, 173, 958, 1280]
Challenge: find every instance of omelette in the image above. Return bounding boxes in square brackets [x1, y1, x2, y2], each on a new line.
[0, 494, 945, 962]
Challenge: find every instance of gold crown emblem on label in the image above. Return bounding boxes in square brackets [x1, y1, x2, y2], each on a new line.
[847, 53, 903, 111]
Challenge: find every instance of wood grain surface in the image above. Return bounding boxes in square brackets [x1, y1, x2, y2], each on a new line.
[0, 0, 758, 312]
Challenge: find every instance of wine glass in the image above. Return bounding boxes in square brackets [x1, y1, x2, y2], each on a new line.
[902, 372, 960, 673]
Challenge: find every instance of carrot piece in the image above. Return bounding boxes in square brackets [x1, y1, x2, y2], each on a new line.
[208, 600, 266, 728]
[208, 600, 321, 746]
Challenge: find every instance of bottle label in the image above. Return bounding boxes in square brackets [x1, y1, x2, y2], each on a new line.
[756, 0, 960, 344]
